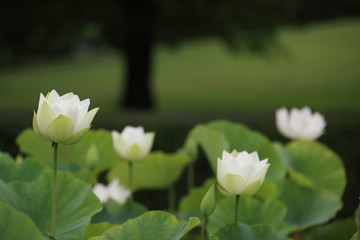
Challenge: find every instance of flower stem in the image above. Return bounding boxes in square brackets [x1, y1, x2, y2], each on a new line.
[168, 184, 175, 211]
[51, 143, 58, 237]
[187, 162, 194, 192]
[128, 162, 133, 200]
[201, 215, 208, 240]
[234, 195, 240, 223]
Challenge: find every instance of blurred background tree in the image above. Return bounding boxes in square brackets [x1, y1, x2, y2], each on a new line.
[1, 0, 359, 110]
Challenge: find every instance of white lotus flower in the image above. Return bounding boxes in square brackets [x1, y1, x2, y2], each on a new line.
[93, 178, 131, 204]
[112, 126, 155, 162]
[217, 150, 269, 197]
[276, 107, 326, 140]
[33, 90, 99, 144]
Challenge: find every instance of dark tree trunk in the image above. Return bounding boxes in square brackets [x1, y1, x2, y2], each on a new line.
[121, 0, 155, 110]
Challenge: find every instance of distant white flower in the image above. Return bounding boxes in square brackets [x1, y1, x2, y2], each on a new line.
[93, 184, 109, 204]
[112, 126, 155, 162]
[33, 90, 99, 144]
[276, 107, 326, 140]
[93, 178, 131, 204]
[217, 150, 269, 197]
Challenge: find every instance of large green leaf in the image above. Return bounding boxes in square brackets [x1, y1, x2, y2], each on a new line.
[89, 211, 200, 240]
[16, 128, 119, 174]
[0, 202, 47, 240]
[301, 219, 356, 240]
[0, 171, 102, 240]
[349, 232, 358, 240]
[183, 125, 229, 166]
[108, 152, 190, 190]
[0, 155, 50, 182]
[210, 223, 288, 240]
[279, 180, 342, 234]
[179, 178, 217, 218]
[286, 141, 346, 196]
[207, 196, 287, 236]
[92, 200, 148, 224]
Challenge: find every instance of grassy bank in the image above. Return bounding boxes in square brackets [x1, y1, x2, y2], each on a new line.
[0, 18, 359, 112]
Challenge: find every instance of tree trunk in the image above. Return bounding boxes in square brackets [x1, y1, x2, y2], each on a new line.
[121, 0, 154, 110]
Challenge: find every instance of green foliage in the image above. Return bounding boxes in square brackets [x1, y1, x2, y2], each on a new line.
[2, 109, 352, 238]
[300, 219, 356, 240]
[0, 154, 50, 182]
[183, 124, 229, 168]
[279, 180, 342, 234]
[16, 128, 119, 183]
[0, 202, 47, 240]
[179, 178, 217, 218]
[89, 211, 200, 240]
[255, 181, 279, 200]
[286, 141, 346, 195]
[208, 196, 287, 236]
[0, 172, 102, 240]
[273, 140, 347, 234]
[108, 152, 190, 190]
[210, 223, 289, 240]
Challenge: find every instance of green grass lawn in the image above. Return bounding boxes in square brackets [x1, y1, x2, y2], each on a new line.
[0, 18, 359, 113]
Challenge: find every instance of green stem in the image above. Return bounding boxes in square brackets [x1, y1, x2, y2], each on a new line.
[168, 184, 175, 211]
[128, 162, 133, 200]
[234, 195, 240, 223]
[51, 143, 58, 237]
[187, 162, 194, 192]
[201, 215, 208, 240]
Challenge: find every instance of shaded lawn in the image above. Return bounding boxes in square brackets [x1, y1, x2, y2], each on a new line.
[0, 18, 359, 113]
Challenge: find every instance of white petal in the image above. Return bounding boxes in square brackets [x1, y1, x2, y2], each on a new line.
[111, 130, 120, 141]
[142, 132, 155, 153]
[64, 107, 80, 130]
[79, 99, 90, 114]
[76, 107, 99, 131]
[46, 90, 60, 103]
[249, 152, 260, 162]
[108, 179, 131, 204]
[37, 93, 46, 110]
[60, 92, 74, 101]
[221, 150, 234, 163]
[276, 108, 291, 139]
[37, 100, 57, 134]
[69, 95, 81, 107]
[93, 184, 109, 203]
[249, 162, 270, 183]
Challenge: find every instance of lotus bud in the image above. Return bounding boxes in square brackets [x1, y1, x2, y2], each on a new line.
[200, 184, 217, 217]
